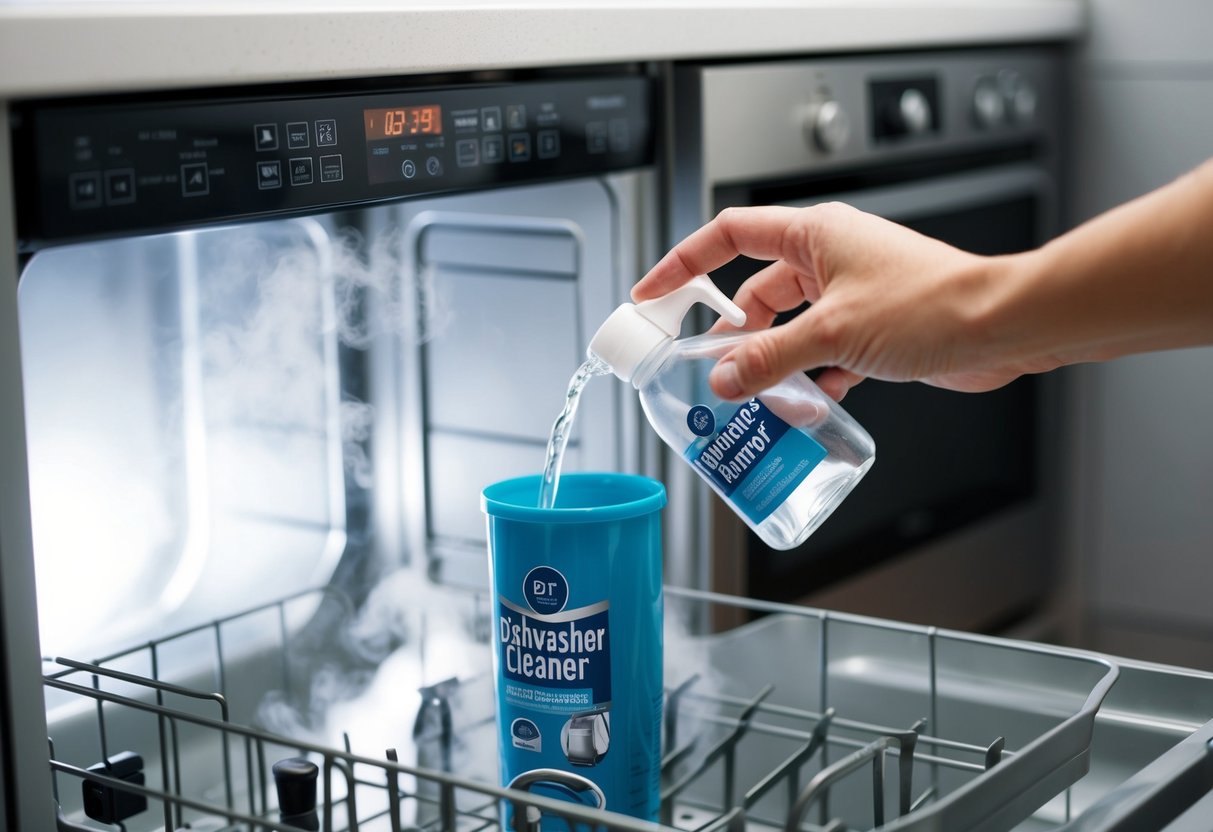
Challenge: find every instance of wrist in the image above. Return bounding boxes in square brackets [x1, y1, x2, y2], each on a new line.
[953, 249, 1039, 370]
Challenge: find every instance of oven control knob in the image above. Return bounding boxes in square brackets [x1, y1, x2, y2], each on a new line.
[892, 88, 933, 136]
[1009, 76, 1038, 123]
[972, 77, 1006, 128]
[807, 100, 851, 153]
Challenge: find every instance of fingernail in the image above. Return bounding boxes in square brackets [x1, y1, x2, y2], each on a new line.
[710, 359, 743, 400]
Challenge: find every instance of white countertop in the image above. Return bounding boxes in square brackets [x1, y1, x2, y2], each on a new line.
[0, 0, 1084, 99]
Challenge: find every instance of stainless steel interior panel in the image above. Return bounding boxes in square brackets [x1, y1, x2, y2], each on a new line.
[17, 218, 345, 660]
[427, 431, 580, 543]
[375, 176, 645, 586]
[419, 225, 580, 276]
[423, 265, 580, 439]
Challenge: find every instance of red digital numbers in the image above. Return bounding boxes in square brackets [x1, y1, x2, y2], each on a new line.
[365, 106, 442, 140]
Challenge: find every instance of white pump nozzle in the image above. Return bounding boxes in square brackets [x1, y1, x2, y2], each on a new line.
[634, 275, 747, 335]
[588, 275, 747, 383]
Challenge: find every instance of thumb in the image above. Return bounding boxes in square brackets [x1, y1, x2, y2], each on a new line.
[707, 311, 838, 400]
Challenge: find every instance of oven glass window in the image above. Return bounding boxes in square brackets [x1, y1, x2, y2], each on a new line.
[735, 194, 1042, 598]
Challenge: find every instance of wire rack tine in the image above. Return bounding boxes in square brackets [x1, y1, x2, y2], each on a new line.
[332, 756, 361, 832]
[785, 735, 900, 832]
[661, 683, 775, 812]
[985, 736, 1006, 769]
[386, 748, 403, 832]
[664, 673, 701, 753]
[743, 707, 835, 812]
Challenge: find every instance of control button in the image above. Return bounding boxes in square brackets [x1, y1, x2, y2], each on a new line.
[257, 160, 282, 190]
[180, 163, 209, 197]
[254, 123, 279, 151]
[481, 106, 503, 132]
[315, 119, 337, 147]
[319, 154, 344, 182]
[507, 133, 531, 162]
[585, 121, 607, 154]
[608, 119, 631, 153]
[69, 171, 102, 209]
[537, 129, 560, 160]
[289, 157, 313, 186]
[481, 135, 504, 164]
[401, 159, 417, 179]
[425, 155, 443, 176]
[456, 139, 479, 167]
[452, 109, 479, 133]
[286, 122, 310, 149]
[104, 169, 136, 205]
[807, 100, 850, 153]
[505, 104, 527, 131]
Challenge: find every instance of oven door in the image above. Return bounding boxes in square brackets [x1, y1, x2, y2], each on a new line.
[708, 162, 1062, 632]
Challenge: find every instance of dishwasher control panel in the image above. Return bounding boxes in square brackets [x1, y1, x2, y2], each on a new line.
[15, 75, 652, 250]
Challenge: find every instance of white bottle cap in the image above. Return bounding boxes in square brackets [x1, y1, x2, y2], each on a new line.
[588, 275, 746, 383]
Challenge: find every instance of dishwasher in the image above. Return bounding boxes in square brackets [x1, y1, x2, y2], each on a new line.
[5, 58, 1213, 832]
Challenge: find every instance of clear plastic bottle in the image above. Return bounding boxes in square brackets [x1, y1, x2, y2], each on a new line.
[588, 276, 875, 550]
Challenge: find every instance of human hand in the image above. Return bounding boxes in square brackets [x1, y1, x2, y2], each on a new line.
[632, 203, 1056, 401]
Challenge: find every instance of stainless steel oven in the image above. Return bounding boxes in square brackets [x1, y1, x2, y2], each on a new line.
[668, 49, 1065, 632]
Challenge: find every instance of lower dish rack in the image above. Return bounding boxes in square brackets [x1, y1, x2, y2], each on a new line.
[41, 584, 1210, 831]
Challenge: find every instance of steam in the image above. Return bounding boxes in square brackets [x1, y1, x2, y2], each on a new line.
[328, 225, 453, 349]
[254, 569, 496, 777]
[340, 399, 376, 490]
[662, 598, 734, 761]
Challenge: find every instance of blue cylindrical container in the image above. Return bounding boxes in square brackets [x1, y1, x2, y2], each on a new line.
[481, 473, 665, 823]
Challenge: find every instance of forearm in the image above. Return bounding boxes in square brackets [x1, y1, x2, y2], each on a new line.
[986, 159, 1213, 366]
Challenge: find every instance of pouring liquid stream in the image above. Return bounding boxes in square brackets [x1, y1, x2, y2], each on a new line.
[538, 355, 611, 508]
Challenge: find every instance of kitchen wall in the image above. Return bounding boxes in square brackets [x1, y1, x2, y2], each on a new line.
[1061, 0, 1213, 668]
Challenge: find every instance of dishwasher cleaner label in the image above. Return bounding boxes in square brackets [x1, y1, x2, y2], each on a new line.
[685, 397, 827, 524]
[498, 596, 612, 713]
[496, 564, 616, 772]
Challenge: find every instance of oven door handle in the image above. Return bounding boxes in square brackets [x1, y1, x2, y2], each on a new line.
[780, 162, 1055, 232]
[1061, 717, 1213, 830]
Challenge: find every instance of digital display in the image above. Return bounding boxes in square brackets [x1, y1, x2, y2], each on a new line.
[363, 105, 442, 140]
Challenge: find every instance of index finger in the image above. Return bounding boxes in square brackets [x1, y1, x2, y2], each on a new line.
[632, 205, 805, 301]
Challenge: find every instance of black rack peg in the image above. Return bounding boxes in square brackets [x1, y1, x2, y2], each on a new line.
[272, 756, 319, 830]
[82, 751, 147, 824]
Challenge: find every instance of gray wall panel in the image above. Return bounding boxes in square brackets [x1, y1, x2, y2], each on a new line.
[1065, 3, 1213, 667]
[1083, 0, 1213, 65]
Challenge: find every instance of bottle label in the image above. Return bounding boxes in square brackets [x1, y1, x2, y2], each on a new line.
[684, 397, 827, 524]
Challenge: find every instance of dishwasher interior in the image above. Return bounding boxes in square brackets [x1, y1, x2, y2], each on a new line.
[42, 582, 1213, 832]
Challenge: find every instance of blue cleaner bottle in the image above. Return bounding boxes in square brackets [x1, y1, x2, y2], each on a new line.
[482, 472, 666, 826]
[588, 275, 875, 550]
